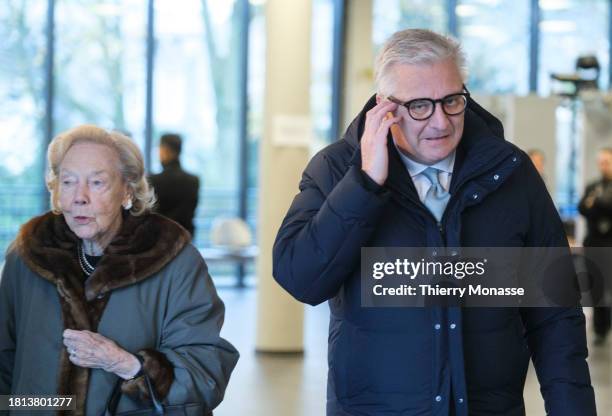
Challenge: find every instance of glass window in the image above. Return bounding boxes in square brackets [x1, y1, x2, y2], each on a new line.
[152, 0, 243, 250]
[0, 2, 47, 257]
[373, 0, 448, 49]
[457, 0, 530, 94]
[247, 1, 265, 228]
[554, 100, 582, 213]
[0, 1, 258, 274]
[54, 0, 147, 149]
[539, 0, 609, 95]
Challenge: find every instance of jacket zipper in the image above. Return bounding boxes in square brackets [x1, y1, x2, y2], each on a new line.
[386, 179, 450, 246]
[437, 221, 447, 246]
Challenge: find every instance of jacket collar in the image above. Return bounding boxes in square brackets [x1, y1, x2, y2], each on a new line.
[161, 159, 182, 171]
[13, 211, 191, 302]
[396, 147, 456, 178]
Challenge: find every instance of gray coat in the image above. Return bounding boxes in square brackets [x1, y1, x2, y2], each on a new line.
[0, 212, 239, 415]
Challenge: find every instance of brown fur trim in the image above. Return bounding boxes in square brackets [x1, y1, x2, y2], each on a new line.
[14, 213, 84, 298]
[84, 213, 191, 301]
[13, 212, 189, 416]
[121, 349, 174, 401]
[15, 212, 190, 299]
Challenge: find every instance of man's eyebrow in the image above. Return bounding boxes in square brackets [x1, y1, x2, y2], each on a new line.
[391, 88, 466, 102]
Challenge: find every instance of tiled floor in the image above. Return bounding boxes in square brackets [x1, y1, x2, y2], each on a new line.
[214, 288, 611, 415]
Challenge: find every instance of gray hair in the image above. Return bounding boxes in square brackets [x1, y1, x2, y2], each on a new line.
[375, 29, 468, 96]
[46, 124, 155, 216]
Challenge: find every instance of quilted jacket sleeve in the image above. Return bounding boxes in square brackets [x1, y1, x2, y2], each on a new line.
[121, 245, 239, 411]
[273, 150, 390, 305]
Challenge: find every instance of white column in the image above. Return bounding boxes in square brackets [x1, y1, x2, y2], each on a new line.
[255, 0, 312, 352]
[342, 0, 374, 132]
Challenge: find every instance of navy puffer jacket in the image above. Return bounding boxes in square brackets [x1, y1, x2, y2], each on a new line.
[273, 96, 596, 416]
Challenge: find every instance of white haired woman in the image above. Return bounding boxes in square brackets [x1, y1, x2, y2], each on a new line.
[0, 125, 238, 415]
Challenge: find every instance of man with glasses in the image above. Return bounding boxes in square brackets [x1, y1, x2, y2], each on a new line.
[273, 29, 596, 415]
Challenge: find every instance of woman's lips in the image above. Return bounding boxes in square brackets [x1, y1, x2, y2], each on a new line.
[73, 216, 93, 225]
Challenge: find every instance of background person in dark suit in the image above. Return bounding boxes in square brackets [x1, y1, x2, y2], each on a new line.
[149, 133, 200, 238]
[579, 147, 612, 344]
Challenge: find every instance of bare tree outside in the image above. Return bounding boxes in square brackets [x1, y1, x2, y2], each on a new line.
[0, 0, 47, 255]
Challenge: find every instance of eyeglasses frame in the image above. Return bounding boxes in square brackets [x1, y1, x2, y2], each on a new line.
[387, 85, 471, 121]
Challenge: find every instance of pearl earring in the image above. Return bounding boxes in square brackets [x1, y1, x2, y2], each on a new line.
[123, 198, 133, 210]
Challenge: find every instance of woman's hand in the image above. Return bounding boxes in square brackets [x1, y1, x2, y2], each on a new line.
[63, 329, 141, 380]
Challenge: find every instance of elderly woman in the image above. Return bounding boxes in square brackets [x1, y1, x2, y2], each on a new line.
[0, 125, 239, 415]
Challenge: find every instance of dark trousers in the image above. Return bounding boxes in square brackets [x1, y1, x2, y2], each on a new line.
[583, 245, 612, 337]
[593, 306, 611, 336]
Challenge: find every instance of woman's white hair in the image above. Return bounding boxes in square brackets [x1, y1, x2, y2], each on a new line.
[375, 29, 468, 97]
[46, 124, 155, 216]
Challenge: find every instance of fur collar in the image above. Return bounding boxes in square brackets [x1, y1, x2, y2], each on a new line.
[14, 211, 191, 301]
[12, 211, 190, 415]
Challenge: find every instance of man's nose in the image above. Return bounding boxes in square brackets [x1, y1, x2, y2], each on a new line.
[428, 102, 451, 130]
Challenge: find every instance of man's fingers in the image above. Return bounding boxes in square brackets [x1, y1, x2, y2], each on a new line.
[379, 115, 402, 131]
[367, 104, 397, 126]
[366, 99, 395, 118]
[363, 113, 401, 150]
[365, 101, 398, 130]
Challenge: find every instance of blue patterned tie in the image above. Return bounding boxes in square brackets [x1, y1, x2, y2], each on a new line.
[422, 167, 450, 222]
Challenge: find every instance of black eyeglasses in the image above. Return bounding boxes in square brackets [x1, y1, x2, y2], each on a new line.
[388, 86, 471, 121]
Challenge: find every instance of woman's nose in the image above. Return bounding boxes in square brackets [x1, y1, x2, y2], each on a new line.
[73, 183, 89, 205]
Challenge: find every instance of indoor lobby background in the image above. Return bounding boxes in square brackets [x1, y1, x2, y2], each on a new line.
[2, 0, 612, 414]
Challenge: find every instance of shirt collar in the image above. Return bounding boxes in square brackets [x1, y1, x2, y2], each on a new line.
[395, 144, 456, 178]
